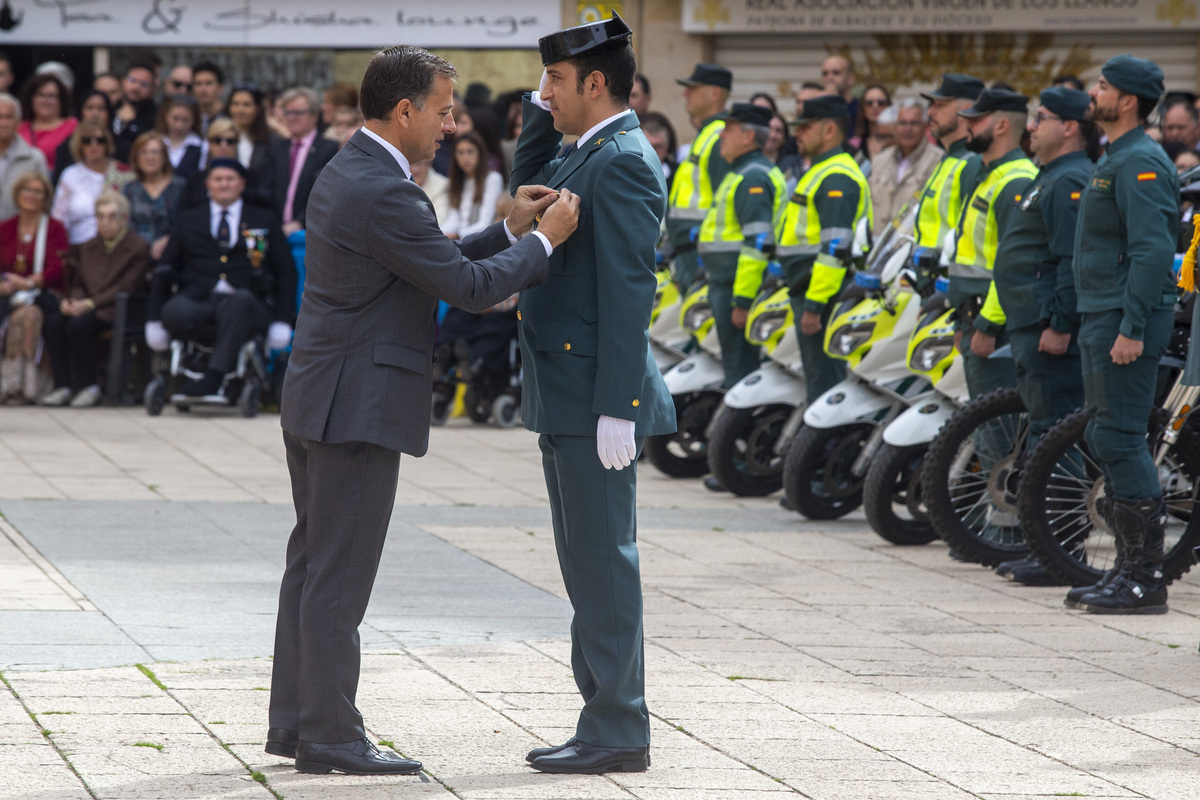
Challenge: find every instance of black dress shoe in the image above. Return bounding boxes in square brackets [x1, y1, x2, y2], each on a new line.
[265, 727, 297, 759]
[526, 737, 576, 763]
[295, 738, 422, 775]
[703, 476, 728, 492]
[529, 741, 649, 774]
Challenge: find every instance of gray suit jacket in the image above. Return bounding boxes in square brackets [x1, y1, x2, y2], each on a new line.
[280, 130, 549, 455]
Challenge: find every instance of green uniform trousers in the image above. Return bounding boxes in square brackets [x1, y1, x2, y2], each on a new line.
[789, 295, 845, 404]
[708, 277, 762, 389]
[1009, 324, 1084, 444]
[539, 433, 650, 748]
[1079, 308, 1172, 501]
[959, 326, 1017, 399]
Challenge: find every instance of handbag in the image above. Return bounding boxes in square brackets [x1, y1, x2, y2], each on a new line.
[9, 214, 47, 308]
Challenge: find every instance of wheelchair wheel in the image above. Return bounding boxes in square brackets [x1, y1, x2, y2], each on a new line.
[239, 380, 260, 418]
[493, 394, 520, 428]
[431, 392, 452, 426]
[144, 377, 166, 416]
[465, 387, 492, 423]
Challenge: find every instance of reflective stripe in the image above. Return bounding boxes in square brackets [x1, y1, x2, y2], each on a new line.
[739, 247, 768, 261]
[953, 158, 1038, 274]
[778, 152, 872, 254]
[821, 226, 854, 244]
[669, 118, 725, 217]
[775, 243, 821, 256]
[698, 160, 787, 252]
[698, 241, 744, 253]
[743, 221, 773, 235]
[915, 155, 967, 249]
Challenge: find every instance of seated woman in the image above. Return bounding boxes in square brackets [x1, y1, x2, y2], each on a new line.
[0, 172, 68, 403]
[442, 131, 503, 240]
[41, 192, 151, 407]
[122, 132, 186, 263]
[185, 118, 273, 209]
[52, 121, 133, 245]
[156, 95, 204, 181]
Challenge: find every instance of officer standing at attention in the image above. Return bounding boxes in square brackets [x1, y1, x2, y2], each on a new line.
[698, 102, 787, 390]
[509, 13, 676, 772]
[949, 89, 1038, 398]
[990, 87, 1094, 587]
[1067, 56, 1179, 615]
[914, 74, 986, 250]
[667, 64, 732, 291]
[777, 95, 872, 403]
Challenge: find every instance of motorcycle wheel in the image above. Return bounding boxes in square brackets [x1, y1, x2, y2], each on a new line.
[922, 388, 1029, 566]
[706, 404, 792, 496]
[782, 422, 873, 520]
[863, 443, 937, 545]
[645, 391, 723, 478]
[1017, 409, 1200, 587]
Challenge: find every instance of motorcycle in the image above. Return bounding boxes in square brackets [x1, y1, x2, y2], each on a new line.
[649, 268, 690, 373]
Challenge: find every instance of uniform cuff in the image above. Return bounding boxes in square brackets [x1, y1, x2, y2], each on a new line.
[1049, 313, 1074, 333]
[974, 316, 1004, 337]
[802, 298, 827, 315]
[732, 295, 754, 310]
[1119, 319, 1144, 340]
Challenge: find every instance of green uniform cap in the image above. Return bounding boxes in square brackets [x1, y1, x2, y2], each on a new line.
[920, 73, 985, 102]
[677, 63, 733, 90]
[727, 103, 773, 128]
[793, 94, 848, 125]
[958, 88, 1029, 118]
[1039, 87, 1091, 122]
[1101, 54, 1164, 100]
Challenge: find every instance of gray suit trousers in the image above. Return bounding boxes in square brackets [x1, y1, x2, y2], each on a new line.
[269, 430, 401, 743]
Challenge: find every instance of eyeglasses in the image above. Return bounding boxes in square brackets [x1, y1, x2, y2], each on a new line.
[170, 81, 192, 91]
[18, 185, 47, 196]
[863, 98, 890, 107]
[1032, 112, 1062, 128]
[209, 136, 238, 145]
[283, 109, 314, 119]
[80, 136, 106, 145]
[34, 90, 60, 100]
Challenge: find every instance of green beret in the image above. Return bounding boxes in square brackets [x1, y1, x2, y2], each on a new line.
[1101, 54, 1164, 100]
[1039, 87, 1091, 122]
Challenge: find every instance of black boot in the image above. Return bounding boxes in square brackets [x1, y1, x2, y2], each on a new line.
[1064, 494, 1123, 608]
[1080, 496, 1168, 615]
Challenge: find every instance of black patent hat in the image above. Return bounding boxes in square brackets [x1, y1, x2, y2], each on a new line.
[538, 12, 633, 66]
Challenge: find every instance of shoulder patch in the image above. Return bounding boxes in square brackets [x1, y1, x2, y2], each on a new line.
[1070, 191, 1081, 200]
[1014, 195, 1022, 202]
[1137, 172, 1157, 181]
[828, 190, 844, 198]
[748, 186, 765, 194]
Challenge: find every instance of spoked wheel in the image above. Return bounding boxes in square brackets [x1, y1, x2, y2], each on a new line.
[646, 391, 723, 478]
[782, 422, 873, 520]
[1017, 409, 1200, 587]
[922, 388, 1029, 566]
[706, 404, 792, 496]
[864, 443, 937, 545]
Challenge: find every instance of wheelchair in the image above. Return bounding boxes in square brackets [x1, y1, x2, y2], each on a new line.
[431, 305, 522, 428]
[143, 332, 269, 418]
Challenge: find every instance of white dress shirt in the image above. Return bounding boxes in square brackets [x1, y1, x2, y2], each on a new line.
[209, 198, 243, 248]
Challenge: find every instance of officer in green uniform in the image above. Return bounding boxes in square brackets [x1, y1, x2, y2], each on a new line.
[1068, 56, 1179, 615]
[667, 64, 732, 291]
[510, 13, 676, 771]
[697, 103, 787, 390]
[950, 89, 1038, 398]
[990, 87, 1094, 586]
[915, 74, 986, 250]
[777, 94, 872, 402]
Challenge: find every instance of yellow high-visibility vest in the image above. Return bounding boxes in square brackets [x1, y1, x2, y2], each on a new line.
[668, 117, 725, 223]
[914, 154, 969, 249]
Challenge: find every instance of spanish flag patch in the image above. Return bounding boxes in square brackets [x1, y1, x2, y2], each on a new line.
[828, 190, 844, 198]
[1014, 195, 1022, 202]
[748, 187, 764, 194]
[1070, 191, 1081, 200]
[1137, 172, 1157, 181]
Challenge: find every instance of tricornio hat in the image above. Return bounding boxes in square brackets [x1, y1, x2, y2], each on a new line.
[920, 73, 984, 103]
[726, 103, 773, 128]
[538, 12, 632, 67]
[1038, 87, 1091, 122]
[1101, 54, 1165, 100]
[206, 158, 247, 178]
[793, 94, 849, 124]
[958, 88, 1029, 118]
[676, 63, 733, 90]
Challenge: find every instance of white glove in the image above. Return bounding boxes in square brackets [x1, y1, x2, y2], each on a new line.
[144, 321, 169, 352]
[597, 415, 636, 471]
[530, 72, 552, 111]
[213, 277, 237, 295]
[267, 321, 293, 351]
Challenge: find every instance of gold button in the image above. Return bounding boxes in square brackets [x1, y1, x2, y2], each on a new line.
[517, 311, 522, 320]
[220, 256, 228, 264]
[632, 399, 640, 407]
[564, 343, 571, 351]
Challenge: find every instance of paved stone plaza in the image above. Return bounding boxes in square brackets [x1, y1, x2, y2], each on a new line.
[1, 406, 1198, 800]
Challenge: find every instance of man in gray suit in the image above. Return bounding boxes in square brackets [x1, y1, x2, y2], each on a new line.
[268, 46, 579, 776]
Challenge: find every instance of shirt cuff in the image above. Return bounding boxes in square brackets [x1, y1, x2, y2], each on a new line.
[503, 219, 519, 245]
[529, 91, 552, 112]
[502, 220, 553, 256]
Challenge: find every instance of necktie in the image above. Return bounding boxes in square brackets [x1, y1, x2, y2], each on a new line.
[289, 139, 302, 178]
[217, 210, 230, 251]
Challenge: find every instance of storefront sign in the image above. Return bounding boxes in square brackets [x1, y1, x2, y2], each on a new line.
[0, 0, 560, 47]
[683, 0, 1200, 33]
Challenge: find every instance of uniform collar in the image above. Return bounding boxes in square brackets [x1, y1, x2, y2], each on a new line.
[946, 137, 971, 158]
[1105, 125, 1146, 155]
[578, 109, 631, 149]
[981, 147, 1027, 173]
[699, 113, 725, 130]
[810, 145, 846, 166]
[1041, 148, 1089, 173]
[730, 149, 765, 170]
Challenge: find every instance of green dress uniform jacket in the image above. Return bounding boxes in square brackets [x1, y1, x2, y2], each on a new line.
[992, 150, 1090, 332]
[1073, 126, 1179, 338]
[511, 100, 675, 438]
